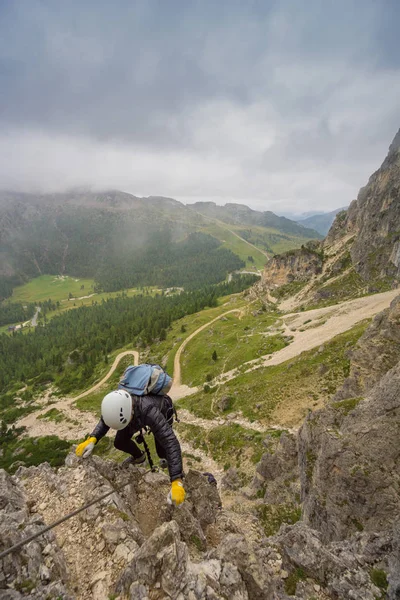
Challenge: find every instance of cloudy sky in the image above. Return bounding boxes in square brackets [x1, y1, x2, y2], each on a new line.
[0, 0, 399, 214]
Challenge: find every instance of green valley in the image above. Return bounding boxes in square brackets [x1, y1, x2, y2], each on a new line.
[179, 306, 285, 386]
[177, 320, 370, 426]
[9, 275, 95, 303]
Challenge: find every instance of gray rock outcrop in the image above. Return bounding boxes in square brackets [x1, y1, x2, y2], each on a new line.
[334, 293, 400, 400]
[327, 128, 400, 284]
[299, 358, 400, 543]
[0, 469, 71, 599]
[256, 242, 323, 292]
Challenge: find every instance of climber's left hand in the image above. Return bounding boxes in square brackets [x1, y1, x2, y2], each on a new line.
[168, 479, 186, 506]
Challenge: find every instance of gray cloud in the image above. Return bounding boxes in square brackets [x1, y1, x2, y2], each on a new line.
[0, 0, 399, 212]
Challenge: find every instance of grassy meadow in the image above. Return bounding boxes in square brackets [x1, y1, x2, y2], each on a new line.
[148, 293, 249, 376]
[3, 274, 161, 327]
[177, 320, 370, 427]
[201, 221, 320, 270]
[201, 222, 268, 270]
[179, 306, 284, 386]
[10, 275, 95, 303]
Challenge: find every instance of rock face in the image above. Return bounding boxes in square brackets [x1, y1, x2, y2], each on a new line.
[250, 297, 400, 599]
[256, 128, 400, 303]
[3, 448, 389, 600]
[252, 432, 299, 506]
[1, 459, 285, 600]
[327, 128, 400, 283]
[258, 242, 323, 290]
[299, 358, 400, 543]
[0, 469, 71, 599]
[334, 293, 400, 400]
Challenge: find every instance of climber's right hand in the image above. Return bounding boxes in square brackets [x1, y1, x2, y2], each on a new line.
[75, 436, 97, 458]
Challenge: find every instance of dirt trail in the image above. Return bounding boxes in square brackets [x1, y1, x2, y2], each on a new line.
[170, 309, 242, 399]
[73, 350, 139, 401]
[17, 350, 139, 435]
[178, 408, 296, 435]
[216, 288, 399, 385]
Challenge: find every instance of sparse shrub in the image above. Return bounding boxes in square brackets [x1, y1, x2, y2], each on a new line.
[370, 568, 388, 592]
[332, 397, 362, 416]
[284, 568, 306, 596]
[257, 503, 301, 537]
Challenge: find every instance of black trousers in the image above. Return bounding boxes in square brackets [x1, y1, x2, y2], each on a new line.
[114, 423, 166, 460]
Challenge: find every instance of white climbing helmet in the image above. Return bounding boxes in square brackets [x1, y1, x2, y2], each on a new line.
[101, 390, 133, 430]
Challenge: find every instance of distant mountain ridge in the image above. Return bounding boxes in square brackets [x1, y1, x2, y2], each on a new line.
[297, 207, 348, 236]
[0, 191, 320, 298]
[188, 200, 321, 238]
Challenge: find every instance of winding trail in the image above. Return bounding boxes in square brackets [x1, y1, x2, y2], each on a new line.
[73, 350, 139, 401]
[170, 308, 242, 399]
[215, 288, 399, 386]
[178, 408, 296, 435]
[17, 350, 139, 435]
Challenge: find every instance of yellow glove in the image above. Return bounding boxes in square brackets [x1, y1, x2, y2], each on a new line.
[170, 480, 186, 506]
[76, 436, 97, 458]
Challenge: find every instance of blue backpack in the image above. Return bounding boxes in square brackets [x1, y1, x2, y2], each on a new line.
[118, 364, 172, 397]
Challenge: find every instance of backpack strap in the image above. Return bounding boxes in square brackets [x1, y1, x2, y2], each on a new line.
[161, 394, 179, 424]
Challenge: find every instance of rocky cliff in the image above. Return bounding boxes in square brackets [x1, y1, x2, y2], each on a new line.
[0, 455, 327, 600]
[334, 293, 400, 401]
[256, 241, 323, 292]
[326, 128, 400, 283]
[256, 129, 400, 305]
[2, 452, 392, 600]
[252, 292, 400, 599]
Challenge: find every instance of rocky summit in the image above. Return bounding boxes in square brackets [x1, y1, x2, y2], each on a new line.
[1, 455, 394, 600]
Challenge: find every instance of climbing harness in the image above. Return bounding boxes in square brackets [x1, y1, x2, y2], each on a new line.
[0, 466, 153, 561]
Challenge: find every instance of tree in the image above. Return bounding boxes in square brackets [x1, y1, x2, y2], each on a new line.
[212, 350, 218, 361]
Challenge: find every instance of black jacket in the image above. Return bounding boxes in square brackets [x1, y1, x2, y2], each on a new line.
[90, 394, 183, 482]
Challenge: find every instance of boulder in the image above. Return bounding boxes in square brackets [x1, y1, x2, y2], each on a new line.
[221, 468, 242, 491]
[299, 359, 400, 542]
[115, 521, 189, 598]
[0, 470, 71, 599]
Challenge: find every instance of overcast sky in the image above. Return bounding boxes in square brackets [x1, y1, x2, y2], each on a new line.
[0, 0, 399, 214]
